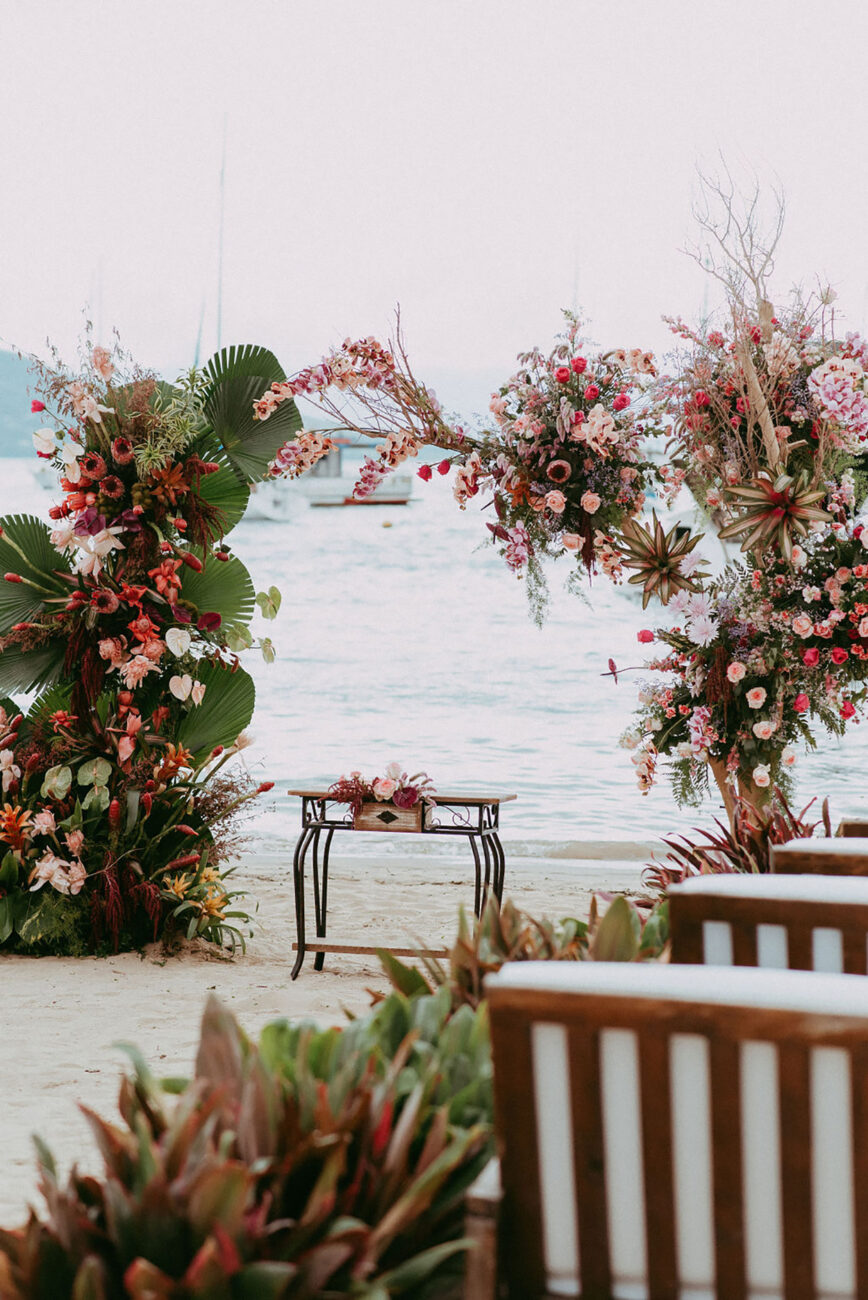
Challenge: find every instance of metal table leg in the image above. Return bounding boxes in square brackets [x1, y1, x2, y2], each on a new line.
[468, 834, 483, 918]
[490, 832, 506, 903]
[291, 826, 316, 979]
[480, 832, 493, 914]
[312, 828, 334, 971]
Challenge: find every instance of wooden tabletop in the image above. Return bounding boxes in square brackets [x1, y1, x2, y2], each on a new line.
[286, 787, 517, 805]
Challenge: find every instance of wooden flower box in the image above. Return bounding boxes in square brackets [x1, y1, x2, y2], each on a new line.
[353, 800, 423, 833]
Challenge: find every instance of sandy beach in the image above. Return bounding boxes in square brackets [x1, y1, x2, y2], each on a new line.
[0, 845, 648, 1226]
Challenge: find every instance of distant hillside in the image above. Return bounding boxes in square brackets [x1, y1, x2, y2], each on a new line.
[0, 349, 40, 456]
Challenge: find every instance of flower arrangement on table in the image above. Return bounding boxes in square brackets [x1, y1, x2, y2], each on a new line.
[328, 763, 436, 819]
[0, 338, 297, 954]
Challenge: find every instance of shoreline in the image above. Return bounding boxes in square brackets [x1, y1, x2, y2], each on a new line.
[0, 847, 646, 1225]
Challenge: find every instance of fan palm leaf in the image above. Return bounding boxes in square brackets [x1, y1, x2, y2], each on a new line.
[178, 554, 255, 635]
[0, 641, 66, 696]
[202, 345, 302, 485]
[0, 515, 72, 635]
[176, 660, 255, 759]
[192, 438, 250, 536]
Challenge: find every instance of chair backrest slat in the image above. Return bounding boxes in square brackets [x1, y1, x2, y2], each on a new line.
[778, 1041, 816, 1294]
[487, 965, 868, 1299]
[567, 1027, 611, 1296]
[637, 1030, 678, 1296]
[708, 1038, 747, 1300]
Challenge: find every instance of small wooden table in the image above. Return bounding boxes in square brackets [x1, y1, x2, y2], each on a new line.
[286, 788, 516, 978]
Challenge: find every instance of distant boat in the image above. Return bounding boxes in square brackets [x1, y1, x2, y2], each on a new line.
[246, 441, 414, 521]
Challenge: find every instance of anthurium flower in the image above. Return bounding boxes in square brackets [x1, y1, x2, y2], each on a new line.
[32, 428, 57, 455]
[165, 627, 192, 657]
[169, 674, 193, 702]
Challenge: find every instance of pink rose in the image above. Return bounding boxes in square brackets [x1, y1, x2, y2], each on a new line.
[746, 687, 767, 709]
[418, 464, 432, 481]
[562, 533, 581, 551]
[752, 720, 776, 740]
[613, 393, 630, 412]
[727, 662, 747, 683]
[581, 491, 601, 514]
[752, 764, 771, 788]
[793, 693, 810, 714]
[555, 366, 571, 384]
[831, 646, 849, 665]
[437, 460, 450, 476]
[571, 356, 587, 374]
[841, 699, 856, 719]
[30, 399, 45, 413]
[545, 490, 566, 514]
[861, 617, 868, 638]
[637, 629, 654, 644]
[584, 384, 600, 401]
[792, 614, 814, 638]
[802, 647, 820, 667]
[372, 777, 397, 801]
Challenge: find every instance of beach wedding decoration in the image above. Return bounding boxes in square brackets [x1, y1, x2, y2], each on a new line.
[0, 339, 299, 953]
[254, 182, 868, 821]
[329, 763, 436, 832]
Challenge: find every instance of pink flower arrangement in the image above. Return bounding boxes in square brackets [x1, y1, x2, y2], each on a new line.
[329, 763, 436, 816]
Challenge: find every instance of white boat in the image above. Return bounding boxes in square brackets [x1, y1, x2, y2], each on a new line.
[246, 442, 414, 521]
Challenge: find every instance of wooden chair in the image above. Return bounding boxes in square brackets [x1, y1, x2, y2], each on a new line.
[839, 821, 868, 838]
[468, 961, 868, 1299]
[668, 873, 868, 974]
[772, 836, 868, 876]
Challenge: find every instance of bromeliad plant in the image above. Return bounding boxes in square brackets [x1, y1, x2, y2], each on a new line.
[0, 339, 297, 953]
[0, 994, 492, 1299]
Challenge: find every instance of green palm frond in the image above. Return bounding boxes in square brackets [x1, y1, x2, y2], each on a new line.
[203, 345, 302, 485]
[617, 512, 707, 608]
[0, 641, 66, 696]
[178, 554, 255, 635]
[176, 660, 255, 759]
[0, 515, 72, 634]
[192, 438, 250, 536]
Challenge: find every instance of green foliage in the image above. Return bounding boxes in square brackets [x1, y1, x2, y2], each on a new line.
[175, 661, 255, 759]
[203, 345, 302, 484]
[644, 786, 832, 889]
[193, 441, 250, 535]
[178, 553, 255, 635]
[0, 640, 66, 696]
[0, 515, 72, 635]
[0, 994, 491, 1298]
[379, 895, 668, 1014]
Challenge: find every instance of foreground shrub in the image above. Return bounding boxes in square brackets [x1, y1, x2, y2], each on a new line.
[0, 899, 664, 1298]
[0, 991, 491, 1299]
[644, 786, 832, 890]
[379, 894, 669, 1014]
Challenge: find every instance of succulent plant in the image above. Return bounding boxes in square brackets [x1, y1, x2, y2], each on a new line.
[616, 512, 707, 607]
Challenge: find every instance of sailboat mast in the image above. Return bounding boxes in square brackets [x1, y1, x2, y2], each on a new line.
[216, 117, 227, 351]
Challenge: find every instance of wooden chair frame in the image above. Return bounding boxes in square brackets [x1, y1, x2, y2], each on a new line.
[468, 963, 868, 1300]
[772, 836, 868, 875]
[669, 875, 868, 974]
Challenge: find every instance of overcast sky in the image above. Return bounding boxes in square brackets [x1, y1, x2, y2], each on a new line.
[2, 1, 868, 416]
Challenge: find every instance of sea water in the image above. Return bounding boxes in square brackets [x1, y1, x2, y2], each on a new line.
[2, 455, 863, 857]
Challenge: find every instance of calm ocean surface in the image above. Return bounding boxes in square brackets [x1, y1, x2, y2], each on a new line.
[4, 454, 864, 857]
